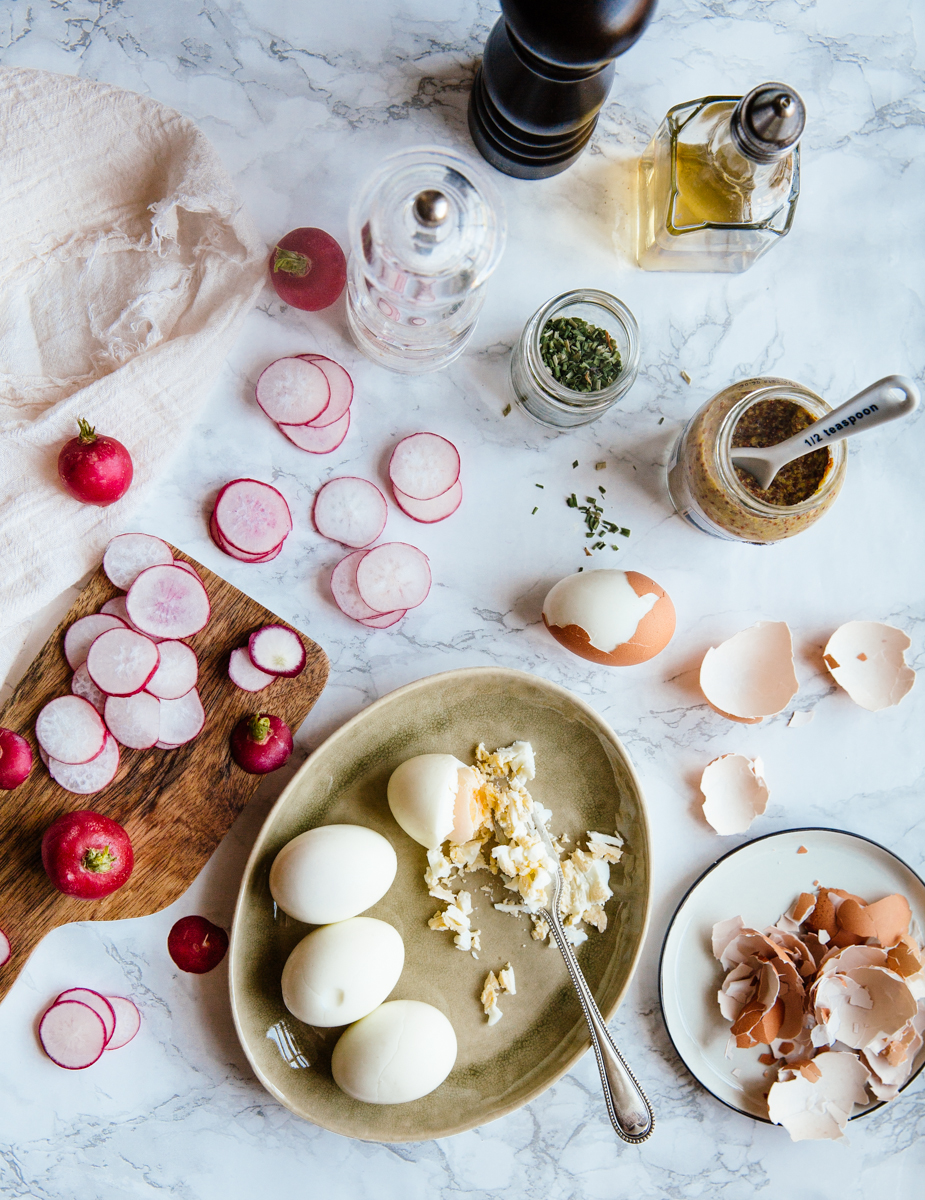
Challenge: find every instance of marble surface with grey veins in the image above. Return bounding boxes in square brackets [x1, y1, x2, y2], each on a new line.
[1, 0, 924, 1196]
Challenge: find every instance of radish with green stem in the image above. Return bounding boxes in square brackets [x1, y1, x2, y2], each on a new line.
[269, 227, 346, 311]
[230, 713, 292, 774]
[57, 418, 133, 506]
[41, 810, 134, 899]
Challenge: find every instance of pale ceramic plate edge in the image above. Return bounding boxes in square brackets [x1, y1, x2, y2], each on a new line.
[229, 665, 652, 1141]
[659, 826, 925, 1127]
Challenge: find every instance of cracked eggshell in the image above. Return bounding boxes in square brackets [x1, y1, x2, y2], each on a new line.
[767, 1051, 871, 1141]
[699, 621, 799, 722]
[331, 999, 457, 1104]
[541, 569, 675, 666]
[387, 754, 480, 849]
[269, 824, 397, 924]
[700, 754, 770, 835]
[823, 621, 915, 711]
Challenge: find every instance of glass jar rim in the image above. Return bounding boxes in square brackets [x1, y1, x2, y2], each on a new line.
[713, 383, 847, 517]
[523, 289, 641, 412]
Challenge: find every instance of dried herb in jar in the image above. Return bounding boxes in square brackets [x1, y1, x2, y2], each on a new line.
[539, 317, 622, 393]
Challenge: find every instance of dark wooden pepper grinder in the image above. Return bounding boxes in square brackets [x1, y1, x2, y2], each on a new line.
[468, 0, 658, 179]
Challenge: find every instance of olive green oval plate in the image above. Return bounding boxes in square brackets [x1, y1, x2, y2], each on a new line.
[229, 666, 651, 1142]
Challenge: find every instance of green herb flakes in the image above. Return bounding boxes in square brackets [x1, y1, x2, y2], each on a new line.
[540, 317, 623, 393]
[595, 461, 606, 470]
[535, 483, 544, 489]
[502, 403, 512, 416]
[531, 506, 538, 515]
[572, 460, 579, 469]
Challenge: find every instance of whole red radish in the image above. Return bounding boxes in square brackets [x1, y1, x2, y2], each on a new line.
[230, 713, 292, 774]
[269, 227, 346, 311]
[41, 810, 134, 899]
[0, 728, 32, 790]
[58, 418, 133, 506]
[168, 915, 228, 974]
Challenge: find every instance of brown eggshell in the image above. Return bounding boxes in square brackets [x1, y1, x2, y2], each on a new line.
[865, 894, 912, 947]
[542, 570, 676, 667]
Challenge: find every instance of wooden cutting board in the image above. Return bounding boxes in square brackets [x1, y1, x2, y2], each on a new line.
[0, 546, 328, 1003]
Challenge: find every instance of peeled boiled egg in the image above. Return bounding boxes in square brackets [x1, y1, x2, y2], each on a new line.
[269, 824, 397, 925]
[281, 916, 404, 1027]
[542, 569, 675, 666]
[387, 754, 482, 849]
[331, 999, 457, 1104]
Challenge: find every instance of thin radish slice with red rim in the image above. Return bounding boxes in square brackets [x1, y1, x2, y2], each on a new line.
[330, 550, 382, 621]
[358, 608, 407, 629]
[159, 688, 204, 745]
[104, 996, 141, 1050]
[39, 999, 107, 1069]
[229, 646, 276, 692]
[36, 696, 106, 764]
[256, 357, 330, 424]
[48, 733, 119, 794]
[64, 613, 127, 671]
[71, 663, 107, 714]
[356, 543, 431, 613]
[86, 628, 160, 697]
[155, 741, 181, 750]
[295, 355, 353, 427]
[208, 513, 282, 563]
[103, 533, 173, 590]
[279, 410, 349, 455]
[213, 479, 292, 555]
[172, 560, 203, 581]
[248, 625, 306, 677]
[104, 692, 161, 750]
[145, 640, 198, 700]
[0, 928, 9, 967]
[55, 989, 116, 1044]
[126, 565, 211, 639]
[393, 478, 462, 523]
[100, 595, 162, 640]
[388, 433, 460, 500]
[312, 477, 387, 548]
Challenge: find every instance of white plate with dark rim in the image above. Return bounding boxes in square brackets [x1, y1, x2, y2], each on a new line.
[659, 827, 925, 1124]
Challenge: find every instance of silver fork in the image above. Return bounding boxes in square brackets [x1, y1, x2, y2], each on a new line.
[534, 816, 654, 1143]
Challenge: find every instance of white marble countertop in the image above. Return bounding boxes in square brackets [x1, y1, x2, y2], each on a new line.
[2, 1, 924, 1195]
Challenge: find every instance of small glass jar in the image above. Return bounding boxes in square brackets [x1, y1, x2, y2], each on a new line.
[511, 289, 640, 429]
[667, 376, 847, 543]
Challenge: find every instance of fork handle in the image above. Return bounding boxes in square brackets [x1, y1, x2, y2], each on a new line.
[543, 908, 654, 1143]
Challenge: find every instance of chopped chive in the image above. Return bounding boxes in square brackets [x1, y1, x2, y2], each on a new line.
[502, 403, 512, 416]
[535, 483, 544, 489]
[572, 460, 579, 468]
[594, 541, 605, 549]
[620, 527, 631, 537]
[566, 493, 578, 508]
[598, 485, 606, 495]
[532, 506, 538, 514]
[578, 567, 584, 572]
[595, 461, 606, 470]
[611, 544, 619, 550]
[658, 416, 665, 425]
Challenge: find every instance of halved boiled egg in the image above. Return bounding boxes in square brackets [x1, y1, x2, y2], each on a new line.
[387, 754, 483, 849]
[542, 569, 675, 666]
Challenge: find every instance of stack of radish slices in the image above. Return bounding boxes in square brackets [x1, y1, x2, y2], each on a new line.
[389, 433, 461, 522]
[228, 624, 306, 693]
[256, 354, 353, 454]
[36, 534, 210, 794]
[331, 543, 431, 628]
[39, 988, 140, 1070]
[210, 478, 293, 563]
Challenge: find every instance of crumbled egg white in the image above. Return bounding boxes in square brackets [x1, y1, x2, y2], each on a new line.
[481, 962, 517, 1025]
[428, 889, 481, 956]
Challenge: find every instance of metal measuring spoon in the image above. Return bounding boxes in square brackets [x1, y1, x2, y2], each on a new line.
[730, 374, 920, 492]
[534, 816, 654, 1143]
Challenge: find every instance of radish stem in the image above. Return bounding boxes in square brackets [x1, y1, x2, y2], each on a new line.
[82, 845, 116, 873]
[273, 247, 311, 277]
[249, 715, 271, 743]
[76, 417, 97, 444]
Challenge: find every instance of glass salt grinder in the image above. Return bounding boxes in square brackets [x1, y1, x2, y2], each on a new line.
[346, 146, 506, 374]
[637, 81, 805, 272]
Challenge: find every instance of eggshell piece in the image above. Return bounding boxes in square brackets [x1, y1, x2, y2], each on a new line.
[823, 621, 915, 711]
[281, 917, 404, 1027]
[387, 754, 467, 849]
[699, 621, 798, 721]
[767, 1052, 871, 1141]
[541, 569, 675, 666]
[700, 754, 770, 835]
[331, 999, 457, 1104]
[269, 825, 397, 924]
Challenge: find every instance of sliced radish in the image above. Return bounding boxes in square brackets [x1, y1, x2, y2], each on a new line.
[63, 613, 127, 671]
[145, 641, 198, 700]
[155, 741, 181, 750]
[359, 608, 407, 629]
[330, 550, 382, 621]
[279, 410, 349, 455]
[103, 534, 173, 590]
[55, 989, 116, 1044]
[71, 663, 107, 714]
[208, 513, 283, 564]
[297, 355, 353, 427]
[172, 560, 203, 581]
[36, 696, 106, 765]
[126, 565, 211, 639]
[388, 432, 460, 500]
[0, 928, 9, 967]
[159, 688, 205, 745]
[248, 626, 306, 677]
[100, 596, 130, 622]
[213, 479, 292, 555]
[393, 478, 462, 523]
[48, 732, 120, 794]
[356, 543, 431, 613]
[86, 628, 160, 697]
[104, 996, 141, 1050]
[104, 692, 161, 750]
[39, 999, 107, 1069]
[312, 477, 387, 548]
[256, 357, 330, 425]
[228, 646, 276, 692]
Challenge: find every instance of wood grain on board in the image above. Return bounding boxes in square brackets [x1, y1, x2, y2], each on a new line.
[0, 546, 328, 1002]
